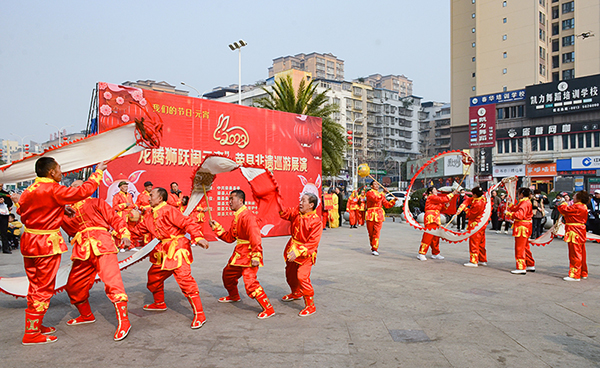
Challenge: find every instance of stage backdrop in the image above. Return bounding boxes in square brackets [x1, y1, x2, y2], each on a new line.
[97, 82, 322, 240]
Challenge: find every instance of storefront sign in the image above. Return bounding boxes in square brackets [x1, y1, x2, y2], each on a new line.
[470, 89, 526, 106]
[477, 147, 492, 175]
[469, 104, 496, 148]
[572, 156, 600, 169]
[497, 121, 600, 139]
[444, 154, 463, 176]
[493, 164, 525, 178]
[526, 74, 600, 118]
[526, 163, 556, 177]
[574, 176, 585, 191]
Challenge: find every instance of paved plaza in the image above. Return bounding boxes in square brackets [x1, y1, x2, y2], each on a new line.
[0, 220, 599, 367]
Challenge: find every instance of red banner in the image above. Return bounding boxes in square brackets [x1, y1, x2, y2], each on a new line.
[97, 82, 322, 240]
[323, 194, 334, 210]
[469, 104, 496, 148]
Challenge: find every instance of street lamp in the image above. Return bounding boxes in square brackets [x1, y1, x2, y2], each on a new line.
[181, 82, 213, 99]
[10, 133, 32, 160]
[228, 39, 247, 105]
[45, 123, 74, 144]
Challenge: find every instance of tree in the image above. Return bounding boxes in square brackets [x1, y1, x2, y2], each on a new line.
[253, 75, 346, 177]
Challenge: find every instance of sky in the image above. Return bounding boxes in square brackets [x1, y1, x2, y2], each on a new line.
[0, 0, 450, 144]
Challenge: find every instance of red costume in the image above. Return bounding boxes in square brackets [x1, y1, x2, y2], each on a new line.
[135, 189, 151, 214]
[458, 196, 487, 264]
[358, 192, 367, 226]
[212, 205, 274, 318]
[167, 191, 182, 207]
[557, 202, 588, 279]
[346, 192, 360, 227]
[279, 207, 323, 316]
[16, 169, 103, 345]
[187, 197, 209, 225]
[135, 201, 207, 329]
[419, 193, 454, 256]
[505, 198, 535, 271]
[61, 197, 131, 340]
[365, 189, 395, 252]
[112, 190, 134, 219]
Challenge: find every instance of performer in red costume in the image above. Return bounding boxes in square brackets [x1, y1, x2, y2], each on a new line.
[167, 181, 182, 207]
[505, 187, 535, 274]
[366, 181, 396, 256]
[346, 190, 360, 229]
[13, 157, 106, 345]
[557, 190, 590, 281]
[112, 181, 135, 219]
[456, 187, 488, 267]
[358, 189, 367, 226]
[62, 180, 132, 341]
[134, 187, 209, 329]
[417, 186, 457, 261]
[135, 181, 153, 214]
[279, 193, 323, 317]
[210, 190, 275, 319]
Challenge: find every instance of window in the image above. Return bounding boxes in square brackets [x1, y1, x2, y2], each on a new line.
[503, 18, 507, 23]
[562, 52, 575, 63]
[552, 39, 559, 52]
[586, 132, 592, 148]
[570, 134, 576, 149]
[552, 55, 559, 68]
[552, 6, 559, 19]
[562, 35, 575, 47]
[472, 72, 476, 77]
[595, 132, 600, 147]
[503, 86, 508, 92]
[503, 52, 507, 58]
[562, 18, 574, 30]
[562, 135, 569, 149]
[503, 68, 507, 74]
[548, 136, 554, 150]
[472, 42, 476, 47]
[539, 46, 546, 60]
[472, 28, 476, 33]
[472, 13, 475, 18]
[563, 69, 575, 80]
[503, 1, 507, 7]
[472, 86, 476, 91]
[552, 72, 559, 81]
[540, 136, 546, 151]
[498, 141, 503, 154]
[503, 140, 510, 153]
[562, 1, 574, 14]
[539, 63, 546, 76]
[472, 0, 475, 3]
[539, 11, 545, 25]
[496, 107, 504, 120]
[539, 0, 545, 6]
[578, 133, 584, 148]
[539, 28, 546, 41]
[511, 139, 517, 152]
[552, 23, 559, 35]
[472, 57, 476, 62]
[503, 34, 507, 41]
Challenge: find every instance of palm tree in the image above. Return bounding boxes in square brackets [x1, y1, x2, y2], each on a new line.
[253, 75, 346, 177]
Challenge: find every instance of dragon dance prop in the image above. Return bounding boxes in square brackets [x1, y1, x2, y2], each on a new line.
[403, 150, 497, 243]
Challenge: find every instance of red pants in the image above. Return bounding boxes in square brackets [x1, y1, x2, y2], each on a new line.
[66, 253, 127, 304]
[322, 210, 328, 229]
[366, 220, 383, 251]
[147, 262, 199, 298]
[419, 223, 440, 256]
[222, 264, 261, 299]
[514, 237, 535, 270]
[468, 228, 487, 263]
[349, 210, 359, 226]
[567, 242, 588, 279]
[285, 261, 314, 297]
[359, 211, 365, 226]
[24, 255, 61, 312]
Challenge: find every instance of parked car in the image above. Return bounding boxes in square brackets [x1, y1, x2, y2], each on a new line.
[385, 191, 407, 207]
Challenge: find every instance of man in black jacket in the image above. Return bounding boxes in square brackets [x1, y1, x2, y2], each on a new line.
[0, 183, 14, 254]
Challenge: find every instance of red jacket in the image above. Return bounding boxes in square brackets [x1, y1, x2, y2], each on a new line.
[136, 202, 205, 270]
[167, 192, 181, 207]
[280, 207, 323, 265]
[213, 205, 263, 267]
[557, 202, 588, 244]
[135, 190, 151, 213]
[424, 193, 453, 226]
[459, 196, 487, 230]
[365, 189, 395, 222]
[17, 170, 103, 258]
[506, 198, 532, 238]
[112, 191, 134, 218]
[62, 197, 131, 261]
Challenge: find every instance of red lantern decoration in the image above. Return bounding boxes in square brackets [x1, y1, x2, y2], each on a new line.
[294, 119, 318, 147]
[309, 138, 322, 160]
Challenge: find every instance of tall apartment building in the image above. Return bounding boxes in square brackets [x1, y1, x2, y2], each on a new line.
[451, 0, 600, 149]
[420, 102, 452, 157]
[362, 74, 414, 98]
[268, 53, 345, 81]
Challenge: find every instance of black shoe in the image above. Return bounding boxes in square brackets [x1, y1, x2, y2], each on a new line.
[3, 251, 12, 254]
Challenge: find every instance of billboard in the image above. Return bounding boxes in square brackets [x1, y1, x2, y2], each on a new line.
[96, 82, 322, 239]
[526, 73, 600, 118]
[497, 121, 600, 139]
[468, 104, 496, 148]
[469, 89, 525, 107]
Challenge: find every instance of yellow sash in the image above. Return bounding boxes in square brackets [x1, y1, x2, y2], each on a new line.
[24, 228, 63, 254]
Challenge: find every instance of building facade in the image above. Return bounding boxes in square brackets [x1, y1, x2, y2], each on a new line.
[451, 0, 600, 150]
[420, 102, 452, 158]
[268, 53, 345, 81]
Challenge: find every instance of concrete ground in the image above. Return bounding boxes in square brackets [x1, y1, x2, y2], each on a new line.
[0, 220, 599, 368]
